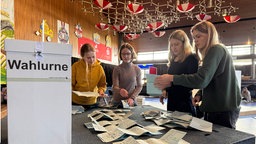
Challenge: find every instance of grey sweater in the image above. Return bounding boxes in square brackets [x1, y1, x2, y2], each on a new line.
[173, 44, 241, 112]
[112, 62, 142, 103]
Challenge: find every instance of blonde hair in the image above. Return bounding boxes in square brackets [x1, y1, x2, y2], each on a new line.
[167, 30, 193, 67]
[191, 21, 221, 59]
[80, 43, 96, 83]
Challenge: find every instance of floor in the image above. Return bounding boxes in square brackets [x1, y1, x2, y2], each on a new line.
[142, 97, 256, 136]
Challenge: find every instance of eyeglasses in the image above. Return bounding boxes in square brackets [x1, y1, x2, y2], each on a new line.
[121, 53, 132, 56]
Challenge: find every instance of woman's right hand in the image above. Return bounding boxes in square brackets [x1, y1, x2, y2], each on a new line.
[120, 88, 128, 98]
[192, 95, 201, 106]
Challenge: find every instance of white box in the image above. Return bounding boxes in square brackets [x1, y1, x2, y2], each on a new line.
[5, 39, 72, 144]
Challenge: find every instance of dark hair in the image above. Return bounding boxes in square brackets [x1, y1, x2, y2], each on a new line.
[118, 43, 137, 61]
[80, 43, 95, 57]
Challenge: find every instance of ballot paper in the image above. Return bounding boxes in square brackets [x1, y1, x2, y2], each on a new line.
[160, 129, 187, 144]
[141, 110, 161, 119]
[113, 129, 189, 144]
[115, 137, 168, 144]
[121, 100, 130, 108]
[189, 117, 213, 132]
[170, 111, 193, 122]
[117, 119, 140, 129]
[72, 105, 85, 114]
[113, 136, 140, 144]
[72, 91, 98, 97]
[138, 138, 168, 144]
[92, 123, 107, 132]
[98, 120, 113, 127]
[97, 124, 163, 142]
[145, 74, 162, 96]
[153, 118, 172, 126]
[143, 124, 166, 133]
[118, 126, 163, 136]
[97, 129, 125, 143]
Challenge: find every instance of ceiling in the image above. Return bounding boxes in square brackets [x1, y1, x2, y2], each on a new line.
[74, 0, 256, 52]
[76, 0, 256, 33]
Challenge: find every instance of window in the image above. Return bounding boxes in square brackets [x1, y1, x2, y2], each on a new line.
[254, 44, 256, 54]
[137, 51, 168, 61]
[226, 46, 232, 54]
[230, 45, 251, 56]
[233, 59, 252, 66]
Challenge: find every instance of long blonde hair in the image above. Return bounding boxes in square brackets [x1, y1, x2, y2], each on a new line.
[80, 43, 96, 84]
[167, 30, 193, 67]
[191, 21, 221, 59]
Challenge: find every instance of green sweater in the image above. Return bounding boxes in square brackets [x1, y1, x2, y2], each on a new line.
[173, 44, 241, 112]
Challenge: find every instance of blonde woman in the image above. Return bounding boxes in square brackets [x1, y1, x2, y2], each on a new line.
[72, 43, 107, 107]
[160, 30, 198, 116]
[154, 21, 241, 129]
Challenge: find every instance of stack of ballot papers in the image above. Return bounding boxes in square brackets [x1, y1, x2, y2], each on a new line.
[97, 125, 165, 143]
[141, 110, 212, 132]
[113, 129, 189, 144]
[84, 109, 166, 143]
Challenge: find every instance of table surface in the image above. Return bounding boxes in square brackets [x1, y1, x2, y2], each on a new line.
[1, 105, 255, 144]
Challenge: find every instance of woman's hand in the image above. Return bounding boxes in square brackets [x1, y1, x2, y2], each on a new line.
[120, 88, 128, 98]
[192, 95, 201, 106]
[127, 98, 134, 106]
[154, 74, 173, 90]
[160, 90, 167, 105]
[99, 90, 107, 97]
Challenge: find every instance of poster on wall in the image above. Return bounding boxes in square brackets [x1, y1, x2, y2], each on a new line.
[78, 37, 112, 62]
[57, 20, 69, 44]
[1, 0, 14, 85]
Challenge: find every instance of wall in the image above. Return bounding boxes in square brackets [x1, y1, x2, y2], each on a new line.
[14, 0, 119, 64]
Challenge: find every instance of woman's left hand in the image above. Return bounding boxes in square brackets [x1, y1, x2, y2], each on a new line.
[154, 74, 173, 90]
[127, 98, 134, 106]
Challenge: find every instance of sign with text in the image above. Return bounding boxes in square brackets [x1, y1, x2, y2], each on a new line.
[5, 39, 72, 144]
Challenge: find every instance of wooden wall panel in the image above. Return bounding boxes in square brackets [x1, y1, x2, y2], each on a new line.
[14, 0, 119, 63]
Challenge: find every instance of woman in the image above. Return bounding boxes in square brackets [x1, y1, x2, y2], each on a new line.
[112, 43, 142, 107]
[154, 21, 241, 129]
[161, 30, 198, 116]
[72, 43, 107, 106]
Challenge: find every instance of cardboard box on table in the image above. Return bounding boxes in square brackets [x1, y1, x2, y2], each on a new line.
[5, 39, 72, 144]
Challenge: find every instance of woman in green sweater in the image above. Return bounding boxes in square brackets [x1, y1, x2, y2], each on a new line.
[154, 21, 241, 129]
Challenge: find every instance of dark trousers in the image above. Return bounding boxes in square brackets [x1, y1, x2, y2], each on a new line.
[204, 107, 241, 129]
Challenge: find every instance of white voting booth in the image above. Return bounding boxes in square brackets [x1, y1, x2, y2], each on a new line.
[5, 39, 72, 144]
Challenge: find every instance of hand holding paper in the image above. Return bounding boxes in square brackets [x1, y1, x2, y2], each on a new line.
[154, 74, 173, 90]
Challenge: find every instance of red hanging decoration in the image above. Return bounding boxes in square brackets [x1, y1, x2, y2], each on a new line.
[223, 15, 240, 23]
[195, 14, 212, 21]
[95, 23, 109, 30]
[112, 24, 128, 32]
[147, 21, 164, 32]
[176, 3, 195, 13]
[127, 3, 144, 14]
[94, 0, 112, 9]
[125, 33, 140, 40]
